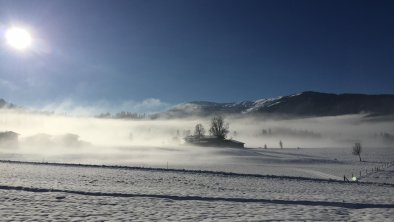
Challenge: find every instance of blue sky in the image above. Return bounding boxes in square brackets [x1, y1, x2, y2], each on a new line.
[0, 0, 393, 113]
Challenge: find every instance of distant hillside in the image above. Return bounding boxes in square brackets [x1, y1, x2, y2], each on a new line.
[160, 91, 394, 118]
[3, 91, 394, 119]
[0, 99, 16, 109]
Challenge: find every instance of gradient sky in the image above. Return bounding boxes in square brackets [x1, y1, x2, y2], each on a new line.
[0, 0, 393, 113]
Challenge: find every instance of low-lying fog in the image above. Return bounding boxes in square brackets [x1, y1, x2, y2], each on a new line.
[0, 110, 393, 165]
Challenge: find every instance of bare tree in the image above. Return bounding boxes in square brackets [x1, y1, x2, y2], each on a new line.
[209, 115, 229, 140]
[194, 123, 205, 140]
[352, 142, 362, 162]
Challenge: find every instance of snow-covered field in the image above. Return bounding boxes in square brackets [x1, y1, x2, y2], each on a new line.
[1, 146, 393, 221]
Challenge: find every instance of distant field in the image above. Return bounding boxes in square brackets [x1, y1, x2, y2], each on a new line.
[1, 146, 393, 180]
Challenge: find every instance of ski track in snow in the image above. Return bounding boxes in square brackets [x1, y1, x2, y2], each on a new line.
[0, 184, 393, 209]
[2, 189, 393, 222]
[1, 146, 394, 221]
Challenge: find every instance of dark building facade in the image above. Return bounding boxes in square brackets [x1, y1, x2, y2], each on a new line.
[185, 136, 245, 148]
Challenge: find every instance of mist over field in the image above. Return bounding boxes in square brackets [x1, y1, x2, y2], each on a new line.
[1, 110, 393, 164]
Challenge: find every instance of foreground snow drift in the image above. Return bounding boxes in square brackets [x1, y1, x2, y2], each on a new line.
[0, 161, 393, 221]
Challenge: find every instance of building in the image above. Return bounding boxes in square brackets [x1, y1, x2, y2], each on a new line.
[0, 131, 19, 148]
[184, 135, 245, 148]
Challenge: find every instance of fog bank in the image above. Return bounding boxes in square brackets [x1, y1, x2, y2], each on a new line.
[0, 110, 393, 165]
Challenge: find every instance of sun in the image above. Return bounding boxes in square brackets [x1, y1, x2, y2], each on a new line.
[5, 27, 32, 50]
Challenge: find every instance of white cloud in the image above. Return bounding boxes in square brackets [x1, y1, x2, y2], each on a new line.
[34, 98, 171, 117]
[119, 98, 170, 114]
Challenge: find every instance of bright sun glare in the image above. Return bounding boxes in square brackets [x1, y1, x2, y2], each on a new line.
[5, 27, 32, 50]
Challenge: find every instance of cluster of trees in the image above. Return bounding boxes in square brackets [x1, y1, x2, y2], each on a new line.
[193, 115, 230, 140]
[97, 112, 149, 120]
[373, 132, 394, 143]
[261, 128, 321, 138]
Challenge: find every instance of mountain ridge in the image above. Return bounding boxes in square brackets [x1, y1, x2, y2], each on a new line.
[2, 91, 394, 118]
[159, 91, 394, 118]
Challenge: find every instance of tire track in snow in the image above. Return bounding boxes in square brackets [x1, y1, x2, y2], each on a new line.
[294, 169, 343, 180]
[0, 184, 393, 209]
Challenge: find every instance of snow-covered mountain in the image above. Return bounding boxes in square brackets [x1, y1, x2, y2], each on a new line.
[160, 91, 394, 118]
[2, 91, 394, 118]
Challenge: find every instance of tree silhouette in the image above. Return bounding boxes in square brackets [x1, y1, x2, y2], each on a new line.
[209, 115, 229, 140]
[194, 123, 205, 141]
[352, 142, 362, 161]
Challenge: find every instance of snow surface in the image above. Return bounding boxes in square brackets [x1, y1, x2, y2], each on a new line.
[0, 146, 393, 221]
[242, 96, 283, 114]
